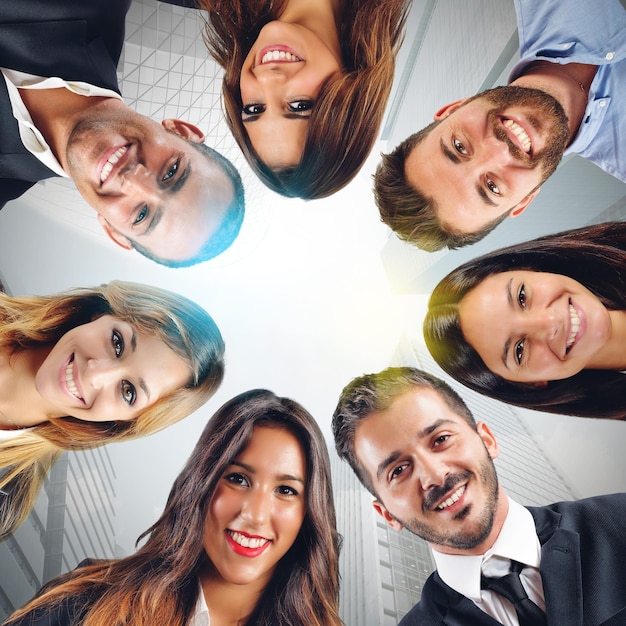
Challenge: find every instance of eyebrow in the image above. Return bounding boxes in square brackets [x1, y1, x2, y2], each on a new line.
[375, 418, 454, 482]
[439, 139, 497, 207]
[501, 277, 515, 369]
[232, 461, 305, 484]
[129, 330, 150, 401]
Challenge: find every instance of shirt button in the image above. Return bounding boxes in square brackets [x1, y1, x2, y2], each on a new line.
[599, 100, 607, 107]
[605, 51, 615, 60]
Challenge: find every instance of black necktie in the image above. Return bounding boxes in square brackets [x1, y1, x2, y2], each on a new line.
[481, 560, 547, 626]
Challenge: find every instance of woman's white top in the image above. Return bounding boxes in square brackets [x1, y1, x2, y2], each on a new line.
[189, 584, 210, 626]
[0, 427, 32, 441]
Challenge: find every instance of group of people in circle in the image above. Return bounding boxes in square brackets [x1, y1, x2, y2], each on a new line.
[2, 0, 625, 623]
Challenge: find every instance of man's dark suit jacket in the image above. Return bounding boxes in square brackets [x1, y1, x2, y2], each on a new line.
[399, 494, 626, 626]
[0, 0, 131, 209]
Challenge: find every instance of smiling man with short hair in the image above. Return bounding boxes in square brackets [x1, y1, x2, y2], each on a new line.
[375, 0, 625, 252]
[0, 0, 244, 267]
[333, 367, 626, 625]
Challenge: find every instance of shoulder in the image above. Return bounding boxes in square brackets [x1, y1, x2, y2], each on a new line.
[157, 0, 200, 8]
[6, 595, 91, 626]
[529, 494, 626, 536]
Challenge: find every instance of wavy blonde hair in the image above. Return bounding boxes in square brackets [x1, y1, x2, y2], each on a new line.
[0, 281, 225, 536]
[199, 0, 410, 198]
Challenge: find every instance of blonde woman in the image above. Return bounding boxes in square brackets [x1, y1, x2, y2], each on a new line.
[0, 281, 224, 536]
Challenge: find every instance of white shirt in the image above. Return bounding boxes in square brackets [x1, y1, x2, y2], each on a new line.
[1, 67, 122, 178]
[432, 496, 546, 626]
[0, 427, 32, 441]
[188, 585, 210, 626]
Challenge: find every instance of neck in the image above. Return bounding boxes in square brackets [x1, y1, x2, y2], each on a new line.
[512, 61, 598, 144]
[0, 347, 56, 429]
[200, 565, 268, 626]
[19, 87, 110, 171]
[279, 0, 342, 62]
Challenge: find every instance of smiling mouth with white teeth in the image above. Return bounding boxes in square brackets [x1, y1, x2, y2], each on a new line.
[65, 356, 83, 402]
[261, 49, 302, 64]
[227, 530, 270, 549]
[100, 145, 128, 184]
[503, 119, 532, 154]
[436, 484, 466, 511]
[566, 302, 581, 352]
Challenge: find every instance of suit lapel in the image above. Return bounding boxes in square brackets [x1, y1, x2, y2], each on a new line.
[531, 507, 584, 626]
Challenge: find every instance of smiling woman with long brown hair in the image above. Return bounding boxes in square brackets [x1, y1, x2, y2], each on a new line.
[0, 280, 224, 537]
[4, 389, 342, 626]
[193, 0, 410, 199]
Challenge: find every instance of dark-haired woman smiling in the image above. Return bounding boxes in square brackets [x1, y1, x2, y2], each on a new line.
[4, 389, 342, 626]
[424, 222, 626, 420]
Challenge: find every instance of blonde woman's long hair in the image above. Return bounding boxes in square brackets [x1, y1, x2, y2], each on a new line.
[0, 281, 225, 536]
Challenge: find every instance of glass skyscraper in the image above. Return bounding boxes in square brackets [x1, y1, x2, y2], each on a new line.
[0, 447, 118, 621]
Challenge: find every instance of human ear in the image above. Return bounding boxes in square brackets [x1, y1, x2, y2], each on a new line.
[476, 421, 499, 461]
[372, 500, 404, 531]
[434, 98, 470, 121]
[161, 119, 205, 143]
[97, 215, 133, 250]
[510, 187, 541, 218]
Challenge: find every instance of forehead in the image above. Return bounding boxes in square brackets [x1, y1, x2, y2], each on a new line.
[354, 388, 468, 465]
[238, 426, 307, 474]
[246, 118, 307, 169]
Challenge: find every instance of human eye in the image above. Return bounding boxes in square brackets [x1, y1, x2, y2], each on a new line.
[288, 99, 313, 113]
[111, 330, 124, 357]
[389, 463, 408, 482]
[453, 138, 468, 155]
[486, 177, 500, 195]
[514, 338, 525, 365]
[225, 472, 250, 487]
[162, 158, 180, 182]
[276, 485, 299, 497]
[133, 205, 148, 225]
[433, 434, 450, 447]
[518, 283, 527, 309]
[242, 103, 265, 116]
[121, 380, 136, 406]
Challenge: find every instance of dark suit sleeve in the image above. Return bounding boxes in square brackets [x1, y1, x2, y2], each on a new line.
[5, 596, 89, 626]
[0, 179, 36, 210]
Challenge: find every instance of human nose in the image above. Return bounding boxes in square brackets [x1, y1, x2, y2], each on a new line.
[120, 162, 152, 194]
[84, 358, 121, 389]
[527, 308, 561, 345]
[417, 454, 449, 491]
[240, 488, 271, 526]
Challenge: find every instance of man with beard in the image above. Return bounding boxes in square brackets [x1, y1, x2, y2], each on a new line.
[0, 0, 244, 267]
[375, 0, 626, 252]
[332, 367, 626, 625]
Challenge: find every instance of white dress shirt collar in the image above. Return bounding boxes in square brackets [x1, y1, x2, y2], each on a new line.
[432, 496, 541, 601]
